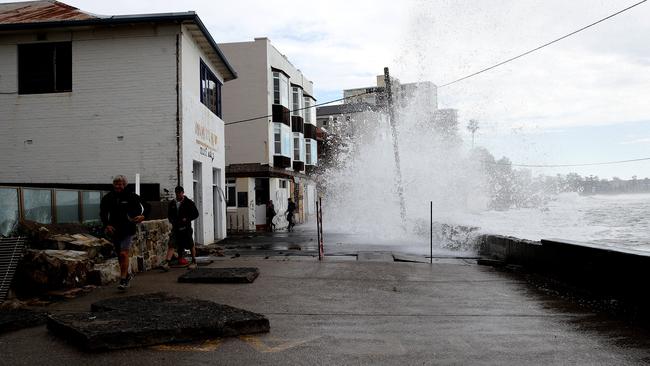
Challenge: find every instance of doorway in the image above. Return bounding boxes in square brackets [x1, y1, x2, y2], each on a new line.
[213, 168, 223, 240]
[192, 161, 203, 245]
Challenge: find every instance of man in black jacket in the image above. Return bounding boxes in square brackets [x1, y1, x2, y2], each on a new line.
[161, 186, 199, 270]
[286, 198, 296, 232]
[100, 175, 144, 291]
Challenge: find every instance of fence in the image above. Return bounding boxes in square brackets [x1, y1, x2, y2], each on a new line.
[0, 186, 107, 236]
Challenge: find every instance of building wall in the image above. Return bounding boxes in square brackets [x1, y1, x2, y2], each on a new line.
[0, 25, 178, 189]
[218, 39, 271, 166]
[180, 25, 227, 243]
[220, 38, 315, 168]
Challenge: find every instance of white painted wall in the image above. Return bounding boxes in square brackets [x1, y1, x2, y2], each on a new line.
[0, 25, 178, 188]
[180, 25, 227, 243]
[219, 38, 316, 168]
[219, 39, 270, 166]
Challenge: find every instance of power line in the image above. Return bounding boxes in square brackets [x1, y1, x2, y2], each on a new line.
[439, 0, 648, 88]
[224, 90, 377, 126]
[488, 157, 650, 168]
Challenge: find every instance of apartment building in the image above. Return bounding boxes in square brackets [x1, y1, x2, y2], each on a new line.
[0, 0, 236, 243]
[219, 38, 318, 231]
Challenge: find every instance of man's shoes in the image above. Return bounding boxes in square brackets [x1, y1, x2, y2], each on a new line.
[178, 257, 189, 266]
[117, 275, 132, 291]
[160, 260, 170, 272]
[188, 261, 197, 270]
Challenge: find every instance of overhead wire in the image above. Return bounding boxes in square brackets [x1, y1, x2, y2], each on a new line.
[438, 0, 648, 88]
[224, 90, 378, 126]
[486, 157, 650, 168]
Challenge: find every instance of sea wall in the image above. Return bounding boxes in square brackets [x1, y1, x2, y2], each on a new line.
[478, 234, 650, 316]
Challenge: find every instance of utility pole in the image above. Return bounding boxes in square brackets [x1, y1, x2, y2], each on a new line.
[384, 67, 407, 225]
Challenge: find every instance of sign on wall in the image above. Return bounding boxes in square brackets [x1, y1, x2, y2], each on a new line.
[195, 121, 219, 160]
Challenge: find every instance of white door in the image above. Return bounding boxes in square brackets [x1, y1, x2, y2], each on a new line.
[192, 161, 204, 245]
[213, 168, 223, 241]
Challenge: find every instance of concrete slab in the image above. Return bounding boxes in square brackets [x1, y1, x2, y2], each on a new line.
[0, 309, 48, 334]
[357, 252, 394, 262]
[392, 253, 429, 263]
[177, 267, 260, 283]
[47, 292, 269, 351]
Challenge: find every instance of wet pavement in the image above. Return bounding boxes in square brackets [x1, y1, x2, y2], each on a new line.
[3, 227, 650, 365]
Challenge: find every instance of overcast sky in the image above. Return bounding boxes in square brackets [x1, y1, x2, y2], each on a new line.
[25, 0, 650, 178]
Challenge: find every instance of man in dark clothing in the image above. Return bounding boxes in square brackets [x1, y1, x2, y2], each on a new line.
[100, 175, 144, 291]
[161, 186, 199, 270]
[266, 200, 276, 232]
[286, 198, 296, 232]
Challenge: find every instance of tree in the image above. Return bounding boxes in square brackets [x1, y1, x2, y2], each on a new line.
[467, 119, 479, 148]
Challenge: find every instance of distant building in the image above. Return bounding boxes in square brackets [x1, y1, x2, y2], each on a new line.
[343, 76, 437, 113]
[218, 38, 318, 231]
[0, 0, 236, 243]
[432, 108, 459, 137]
[316, 76, 440, 164]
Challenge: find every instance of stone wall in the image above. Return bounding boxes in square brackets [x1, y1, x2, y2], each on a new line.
[128, 219, 171, 273]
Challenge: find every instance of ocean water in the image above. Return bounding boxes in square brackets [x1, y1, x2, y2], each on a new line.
[455, 193, 650, 250]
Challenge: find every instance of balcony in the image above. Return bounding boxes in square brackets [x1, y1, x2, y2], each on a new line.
[272, 104, 290, 126]
[292, 161, 305, 172]
[273, 155, 291, 168]
[291, 116, 304, 133]
[304, 123, 317, 139]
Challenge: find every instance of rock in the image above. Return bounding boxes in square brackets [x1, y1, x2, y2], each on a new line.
[194, 243, 226, 257]
[48, 292, 270, 351]
[13, 250, 93, 295]
[178, 268, 260, 284]
[88, 258, 120, 286]
[47, 234, 113, 259]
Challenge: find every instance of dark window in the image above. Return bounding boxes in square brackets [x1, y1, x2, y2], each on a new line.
[18, 42, 72, 94]
[237, 192, 248, 208]
[226, 179, 236, 207]
[200, 60, 222, 118]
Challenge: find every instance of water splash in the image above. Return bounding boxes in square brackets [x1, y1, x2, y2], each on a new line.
[320, 85, 489, 246]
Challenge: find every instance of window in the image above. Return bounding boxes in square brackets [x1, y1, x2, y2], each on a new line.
[280, 180, 287, 189]
[56, 190, 79, 224]
[305, 140, 312, 165]
[274, 124, 282, 154]
[200, 60, 222, 117]
[304, 98, 312, 123]
[226, 178, 236, 207]
[18, 42, 72, 94]
[292, 135, 305, 162]
[82, 191, 101, 223]
[291, 87, 303, 117]
[272, 72, 289, 107]
[23, 189, 52, 224]
[0, 188, 19, 236]
[274, 123, 292, 157]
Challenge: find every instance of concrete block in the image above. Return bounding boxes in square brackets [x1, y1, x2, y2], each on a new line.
[47, 293, 269, 351]
[178, 267, 260, 284]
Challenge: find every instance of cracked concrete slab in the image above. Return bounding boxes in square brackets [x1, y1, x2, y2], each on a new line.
[47, 292, 269, 351]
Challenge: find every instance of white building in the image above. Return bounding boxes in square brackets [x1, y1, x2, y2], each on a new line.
[0, 1, 236, 243]
[218, 38, 318, 231]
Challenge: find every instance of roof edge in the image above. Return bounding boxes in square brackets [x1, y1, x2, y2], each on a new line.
[0, 11, 237, 80]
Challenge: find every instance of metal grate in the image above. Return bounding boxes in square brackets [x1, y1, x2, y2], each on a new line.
[0, 237, 25, 303]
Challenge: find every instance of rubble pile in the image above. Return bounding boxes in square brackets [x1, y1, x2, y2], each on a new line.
[10, 220, 172, 298]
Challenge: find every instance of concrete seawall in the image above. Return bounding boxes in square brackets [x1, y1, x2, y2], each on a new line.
[478, 234, 650, 321]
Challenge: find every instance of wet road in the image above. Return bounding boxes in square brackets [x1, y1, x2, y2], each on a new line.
[3, 229, 650, 365]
